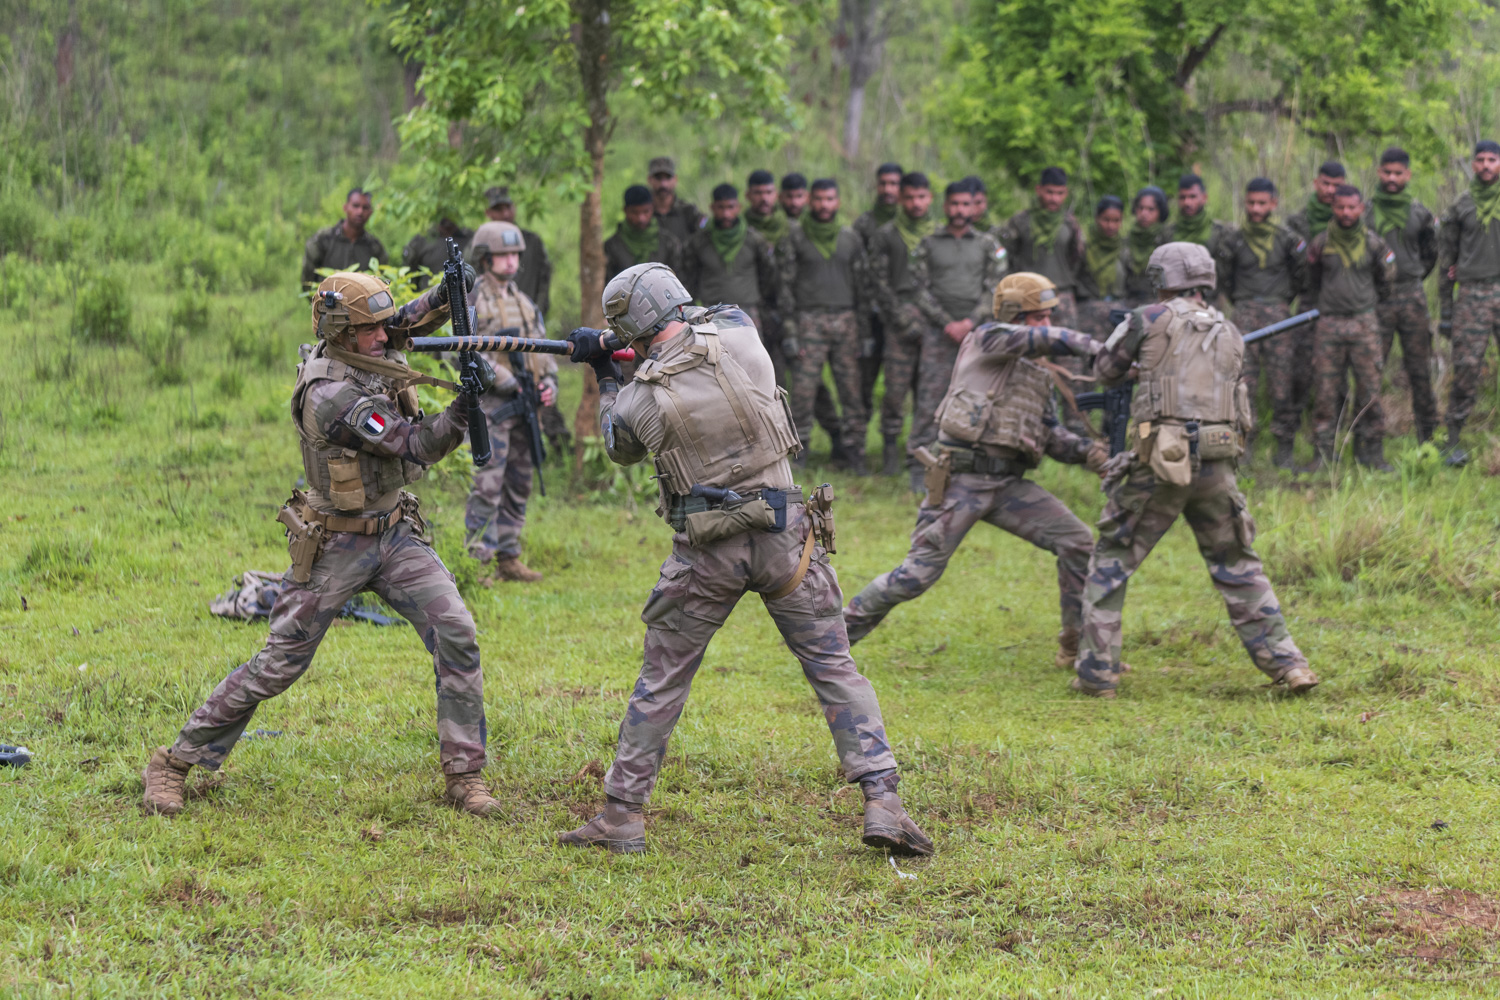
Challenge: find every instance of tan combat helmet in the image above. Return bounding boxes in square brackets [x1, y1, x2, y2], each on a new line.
[311, 271, 396, 340]
[1148, 241, 1216, 293]
[471, 220, 526, 260]
[602, 262, 693, 342]
[994, 271, 1060, 322]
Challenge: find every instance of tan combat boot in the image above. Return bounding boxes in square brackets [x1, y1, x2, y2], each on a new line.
[860, 773, 935, 857]
[1278, 665, 1321, 694]
[1070, 676, 1118, 699]
[444, 771, 503, 817]
[141, 746, 193, 815]
[487, 556, 543, 584]
[558, 797, 647, 854]
[1055, 627, 1080, 670]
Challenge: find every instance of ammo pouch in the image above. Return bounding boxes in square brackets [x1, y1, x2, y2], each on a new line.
[1196, 422, 1243, 462]
[1141, 422, 1193, 486]
[326, 452, 366, 512]
[277, 491, 327, 583]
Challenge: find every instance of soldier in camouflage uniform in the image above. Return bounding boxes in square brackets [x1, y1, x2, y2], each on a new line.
[909, 182, 1006, 483]
[463, 222, 557, 584]
[1077, 195, 1127, 337]
[868, 172, 935, 476]
[647, 156, 706, 244]
[143, 268, 507, 817]
[1437, 140, 1500, 466]
[402, 216, 475, 290]
[844, 273, 1106, 669]
[995, 166, 1082, 328]
[679, 183, 777, 333]
[301, 188, 386, 288]
[1074, 242, 1318, 699]
[1219, 177, 1308, 467]
[606, 185, 683, 282]
[558, 263, 932, 857]
[1286, 162, 1346, 245]
[1166, 174, 1233, 296]
[1124, 187, 1170, 307]
[853, 163, 905, 414]
[1304, 184, 1397, 471]
[776, 178, 873, 472]
[1366, 148, 1439, 444]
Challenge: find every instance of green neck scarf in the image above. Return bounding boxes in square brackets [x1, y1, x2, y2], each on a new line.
[1370, 188, 1412, 236]
[618, 219, 660, 263]
[1127, 223, 1162, 273]
[1030, 205, 1065, 251]
[1471, 176, 1500, 228]
[709, 216, 748, 267]
[1240, 217, 1279, 269]
[1174, 207, 1212, 245]
[1326, 220, 1368, 270]
[1084, 223, 1122, 297]
[971, 210, 992, 232]
[746, 207, 789, 246]
[800, 214, 842, 260]
[1304, 194, 1333, 237]
[870, 200, 898, 228]
[894, 208, 934, 253]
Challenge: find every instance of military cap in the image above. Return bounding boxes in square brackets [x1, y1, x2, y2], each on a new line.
[485, 186, 514, 207]
[648, 156, 677, 177]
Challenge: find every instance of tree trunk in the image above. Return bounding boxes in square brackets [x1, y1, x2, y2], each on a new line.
[837, 0, 886, 163]
[571, 0, 611, 470]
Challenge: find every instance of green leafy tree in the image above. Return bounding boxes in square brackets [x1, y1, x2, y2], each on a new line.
[382, 0, 802, 451]
[943, 0, 1477, 196]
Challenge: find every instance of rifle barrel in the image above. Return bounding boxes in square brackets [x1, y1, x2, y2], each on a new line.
[1241, 308, 1319, 345]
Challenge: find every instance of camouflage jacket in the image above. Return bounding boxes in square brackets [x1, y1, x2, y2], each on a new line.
[655, 198, 707, 244]
[1306, 226, 1396, 316]
[301, 222, 387, 288]
[604, 224, 684, 283]
[401, 225, 475, 290]
[995, 209, 1082, 291]
[913, 226, 1005, 328]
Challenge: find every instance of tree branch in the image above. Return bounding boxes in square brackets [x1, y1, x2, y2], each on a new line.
[1174, 23, 1225, 88]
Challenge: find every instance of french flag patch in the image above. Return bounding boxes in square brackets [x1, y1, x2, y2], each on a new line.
[363, 411, 387, 436]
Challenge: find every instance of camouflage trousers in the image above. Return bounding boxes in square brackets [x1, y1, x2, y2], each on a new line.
[760, 306, 842, 443]
[861, 311, 885, 414]
[844, 472, 1094, 646]
[171, 519, 486, 774]
[789, 310, 869, 454]
[464, 408, 534, 563]
[877, 301, 925, 440]
[1312, 310, 1385, 453]
[1445, 277, 1500, 434]
[1233, 299, 1306, 443]
[909, 326, 961, 461]
[1378, 281, 1438, 440]
[604, 504, 897, 803]
[1076, 459, 1308, 692]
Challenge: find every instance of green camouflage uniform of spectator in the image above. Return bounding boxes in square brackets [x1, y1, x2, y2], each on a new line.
[995, 208, 1082, 328]
[402, 223, 475, 290]
[908, 226, 1006, 465]
[1365, 193, 1438, 442]
[867, 206, 934, 473]
[301, 222, 386, 288]
[679, 217, 777, 335]
[1074, 243, 1317, 699]
[605, 220, 683, 284]
[1305, 222, 1397, 466]
[1437, 171, 1500, 459]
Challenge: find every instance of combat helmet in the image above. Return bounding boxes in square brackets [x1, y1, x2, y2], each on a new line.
[993, 271, 1060, 323]
[471, 221, 526, 262]
[1148, 241, 1216, 293]
[311, 271, 396, 340]
[602, 262, 693, 342]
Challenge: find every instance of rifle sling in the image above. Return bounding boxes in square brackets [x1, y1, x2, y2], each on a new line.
[325, 344, 461, 392]
[1037, 359, 1105, 440]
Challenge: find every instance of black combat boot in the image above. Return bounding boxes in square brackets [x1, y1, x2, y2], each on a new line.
[1356, 439, 1392, 473]
[1272, 438, 1296, 470]
[880, 435, 902, 477]
[1443, 422, 1469, 467]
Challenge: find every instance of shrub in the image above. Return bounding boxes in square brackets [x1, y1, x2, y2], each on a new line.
[215, 369, 245, 398]
[169, 279, 211, 334]
[138, 325, 187, 385]
[0, 192, 41, 255]
[72, 272, 133, 344]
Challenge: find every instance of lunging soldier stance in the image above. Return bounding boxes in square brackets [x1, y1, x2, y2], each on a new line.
[560, 263, 932, 856]
[1074, 243, 1319, 698]
[843, 273, 1106, 669]
[143, 269, 508, 818]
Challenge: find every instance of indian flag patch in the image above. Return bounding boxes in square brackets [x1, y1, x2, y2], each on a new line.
[363, 411, 387, 436]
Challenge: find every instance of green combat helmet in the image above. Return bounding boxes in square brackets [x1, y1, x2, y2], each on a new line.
[1148, 241, 1216, 293]
[602, 262, 693, 346]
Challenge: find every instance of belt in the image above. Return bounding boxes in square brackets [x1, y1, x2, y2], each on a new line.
[302, 503, 405, 535]
[667, 487, 804, 532]
[941, 445, 1027, 478]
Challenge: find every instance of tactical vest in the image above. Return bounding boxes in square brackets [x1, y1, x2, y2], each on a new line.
[632, 319, 800, 512]
[933, 325, 1054, 462]
[291, 342, 422, 514]
[474, 277, 551, 381]
[1131, 297, 1246, 430]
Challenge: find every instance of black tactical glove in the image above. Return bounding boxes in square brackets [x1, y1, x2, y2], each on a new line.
[459, 354, 496, 396]
[432, 262, 478, 308]
[589, 355, 624, 385]
[568, 326, 611, 363]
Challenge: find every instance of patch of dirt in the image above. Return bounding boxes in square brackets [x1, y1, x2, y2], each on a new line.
[156, 874, 225, 907]
[1371, 889, 1500, 959]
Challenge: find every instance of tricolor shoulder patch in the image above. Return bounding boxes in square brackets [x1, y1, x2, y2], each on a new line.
[994, 246, 1008, 263]
[363, 411, 387, 436]
[1294, 239, 1307, 254]
[1384, 250, 1397, 265]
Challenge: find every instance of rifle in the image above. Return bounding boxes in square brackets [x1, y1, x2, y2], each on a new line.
[1076, 308, 1320, 455]
[442, 239, 491, 467]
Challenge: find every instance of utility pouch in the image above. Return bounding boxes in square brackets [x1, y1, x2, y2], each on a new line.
[684, 500, 776, 547]
[935, 386, 991, 444]
[395, 385, 422, 419]
[1197, 423, 1241, 461]
[326, 452, 366, 512]
[760, 487, 791, 532]
[914, 446, 952, 507]
[1147, 424, 1193, 486]
[808, 483, 837, 555]
[399, 491, 430, 544]
[276, 494, 326, 584]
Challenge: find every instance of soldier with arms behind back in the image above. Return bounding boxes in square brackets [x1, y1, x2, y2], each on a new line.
[558, 264, 932, 857]
[1074, 243, 1319, 699]
[143, 265, 509, 818]
[301, 187, 386, 289]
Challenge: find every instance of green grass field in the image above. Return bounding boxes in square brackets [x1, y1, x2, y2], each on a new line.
[3, 293, 1499, 998]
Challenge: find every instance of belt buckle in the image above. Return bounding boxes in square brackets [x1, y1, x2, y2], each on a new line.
[374, 511, 390, 534]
